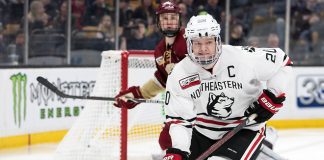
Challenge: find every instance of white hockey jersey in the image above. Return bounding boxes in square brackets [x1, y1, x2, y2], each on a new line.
[164, 45, 292, 153]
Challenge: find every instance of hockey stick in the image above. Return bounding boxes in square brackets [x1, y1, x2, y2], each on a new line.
[196, 114, 257, 160]
[36, 76, 165, 104]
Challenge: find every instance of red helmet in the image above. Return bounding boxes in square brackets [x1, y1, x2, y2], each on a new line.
[156, 1, 181, 15]
[156, 1, 181, 37]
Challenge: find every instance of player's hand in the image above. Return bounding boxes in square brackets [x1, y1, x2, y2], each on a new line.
[114, 86, 144, 109]
[163, 148, 189, 160]
[244, 89, 286, 123]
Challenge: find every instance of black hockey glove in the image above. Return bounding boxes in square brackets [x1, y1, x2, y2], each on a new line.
[163, 148, 189, 160]
[244, 89, 286, 123]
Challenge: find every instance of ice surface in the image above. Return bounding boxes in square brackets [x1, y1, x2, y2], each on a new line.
[1, 129, 324, 160]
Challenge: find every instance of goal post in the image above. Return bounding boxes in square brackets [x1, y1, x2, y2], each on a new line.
[55, 50, 165, 160]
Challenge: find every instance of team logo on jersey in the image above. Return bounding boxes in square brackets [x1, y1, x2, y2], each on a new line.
[156, 50, 172, 66]
[163, 50, 172, 64]
[206, 92, 234, 119]
[179, 74, 200, 89]
[156, 56, 164, 65]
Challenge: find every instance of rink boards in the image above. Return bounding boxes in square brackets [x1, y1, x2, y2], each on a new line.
[0, 66, 323, 149]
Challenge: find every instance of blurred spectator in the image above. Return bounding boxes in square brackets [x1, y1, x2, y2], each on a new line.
[125, 19, 155, 50]
[247, 36, 260, 47]
[276, 17, 285, 49]
[182, 0, 194, 18]
[178, 2, 189, 28]
[0, 1, 6, 24]
[6, 0, 24, 24]
[291, 0, 320, 52]
[146, 25, 163, 48]
[1, 23, 21, 45]
[193, 0, 207, 7]
[84, 0, 112, 26]
[133, 0, 158, 45]
[219, 10, 226, 41]
[72, 0, 86, 30]
[267, 33, 280, 48]
[40, 0, 58, 24]
[14, 31, 25, 63]
[229, 23, 246, 46]
[0, 31, 5, 55]
[119, 0, 133, 27]
[27, 0, 49, 32]
[231, 0, 253, 36]
[204, 0, 222, 22]
[53, 1, 68, 33]
[132, 0, 156, 25]
[5, 43, 18, 65]
[196, 5, 207, 15]
[97, 14, 115, 43]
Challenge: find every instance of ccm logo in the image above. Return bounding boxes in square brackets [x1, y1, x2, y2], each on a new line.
[179, 74, 200, 89]
[260, 97, 278, 113]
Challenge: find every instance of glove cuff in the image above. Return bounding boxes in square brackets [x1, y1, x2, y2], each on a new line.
[166, 148, 189, 160]
[258, 90, 285, 114]
[129, 86, 144, 99]
[164, 153, 183, 160]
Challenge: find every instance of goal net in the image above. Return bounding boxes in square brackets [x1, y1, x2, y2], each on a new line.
[55, 50, 165, 160]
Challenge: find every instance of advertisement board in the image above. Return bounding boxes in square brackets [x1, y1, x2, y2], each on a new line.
[0, 68, 97, 137]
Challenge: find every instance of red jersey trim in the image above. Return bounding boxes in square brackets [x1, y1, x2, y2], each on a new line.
[196, 117, 242, 126]
[179, 74, 201, 89]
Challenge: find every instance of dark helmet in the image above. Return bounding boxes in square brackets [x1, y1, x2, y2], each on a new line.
[156, 1, 181, 37]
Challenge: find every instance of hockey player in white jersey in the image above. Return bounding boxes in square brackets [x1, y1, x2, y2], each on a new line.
[162, 14, 292, 160]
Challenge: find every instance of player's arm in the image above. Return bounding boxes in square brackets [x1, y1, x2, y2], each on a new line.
[245, 48, 293, 123]
[251, 47, 292, 81]
[114, 43, 169, 109]
[139, 49, 170, 99]
[113, 78, 164, 109]
[162, 73, 195, 160]
[113, 49, 166, 109]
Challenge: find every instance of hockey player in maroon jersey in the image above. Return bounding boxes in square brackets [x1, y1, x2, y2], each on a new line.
[162, 14, 292, 160]
[114, 0, 186, 150]
[114, 0, 186, 108]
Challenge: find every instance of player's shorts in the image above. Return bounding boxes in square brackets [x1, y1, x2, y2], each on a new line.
[189, 128, 265, 160]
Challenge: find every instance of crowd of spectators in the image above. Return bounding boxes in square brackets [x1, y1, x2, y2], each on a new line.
[0, 0, 323, 65]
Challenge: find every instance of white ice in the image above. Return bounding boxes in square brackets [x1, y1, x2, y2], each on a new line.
[1, 128, 324, 160]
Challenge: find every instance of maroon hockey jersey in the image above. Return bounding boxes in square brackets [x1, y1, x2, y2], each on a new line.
[154, 29, 187, 87]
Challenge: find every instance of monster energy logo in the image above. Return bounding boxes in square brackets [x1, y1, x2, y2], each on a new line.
[10, 73, 27, 128]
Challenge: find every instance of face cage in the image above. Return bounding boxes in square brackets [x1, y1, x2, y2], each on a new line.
[187, 36, 222, 67]
[157, 13, 181, 37]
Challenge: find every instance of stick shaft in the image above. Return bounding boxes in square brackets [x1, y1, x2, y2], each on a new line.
[196, 114, 257, 160]
[36, 76, 164, 104]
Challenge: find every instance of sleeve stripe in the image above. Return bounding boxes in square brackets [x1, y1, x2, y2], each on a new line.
[166, 115, 196, 122]
[196, 124, 235, 131]
[283, 54, 293, 66]
[283, 54, 287, 61]
[197, 113, 243, 120]
[196, 117, 243, 126]
[167, 120, 193, 128]
[285, 57, 293, 66]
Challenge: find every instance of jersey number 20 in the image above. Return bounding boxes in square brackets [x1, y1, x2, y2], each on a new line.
[264, 49, 277, 63]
